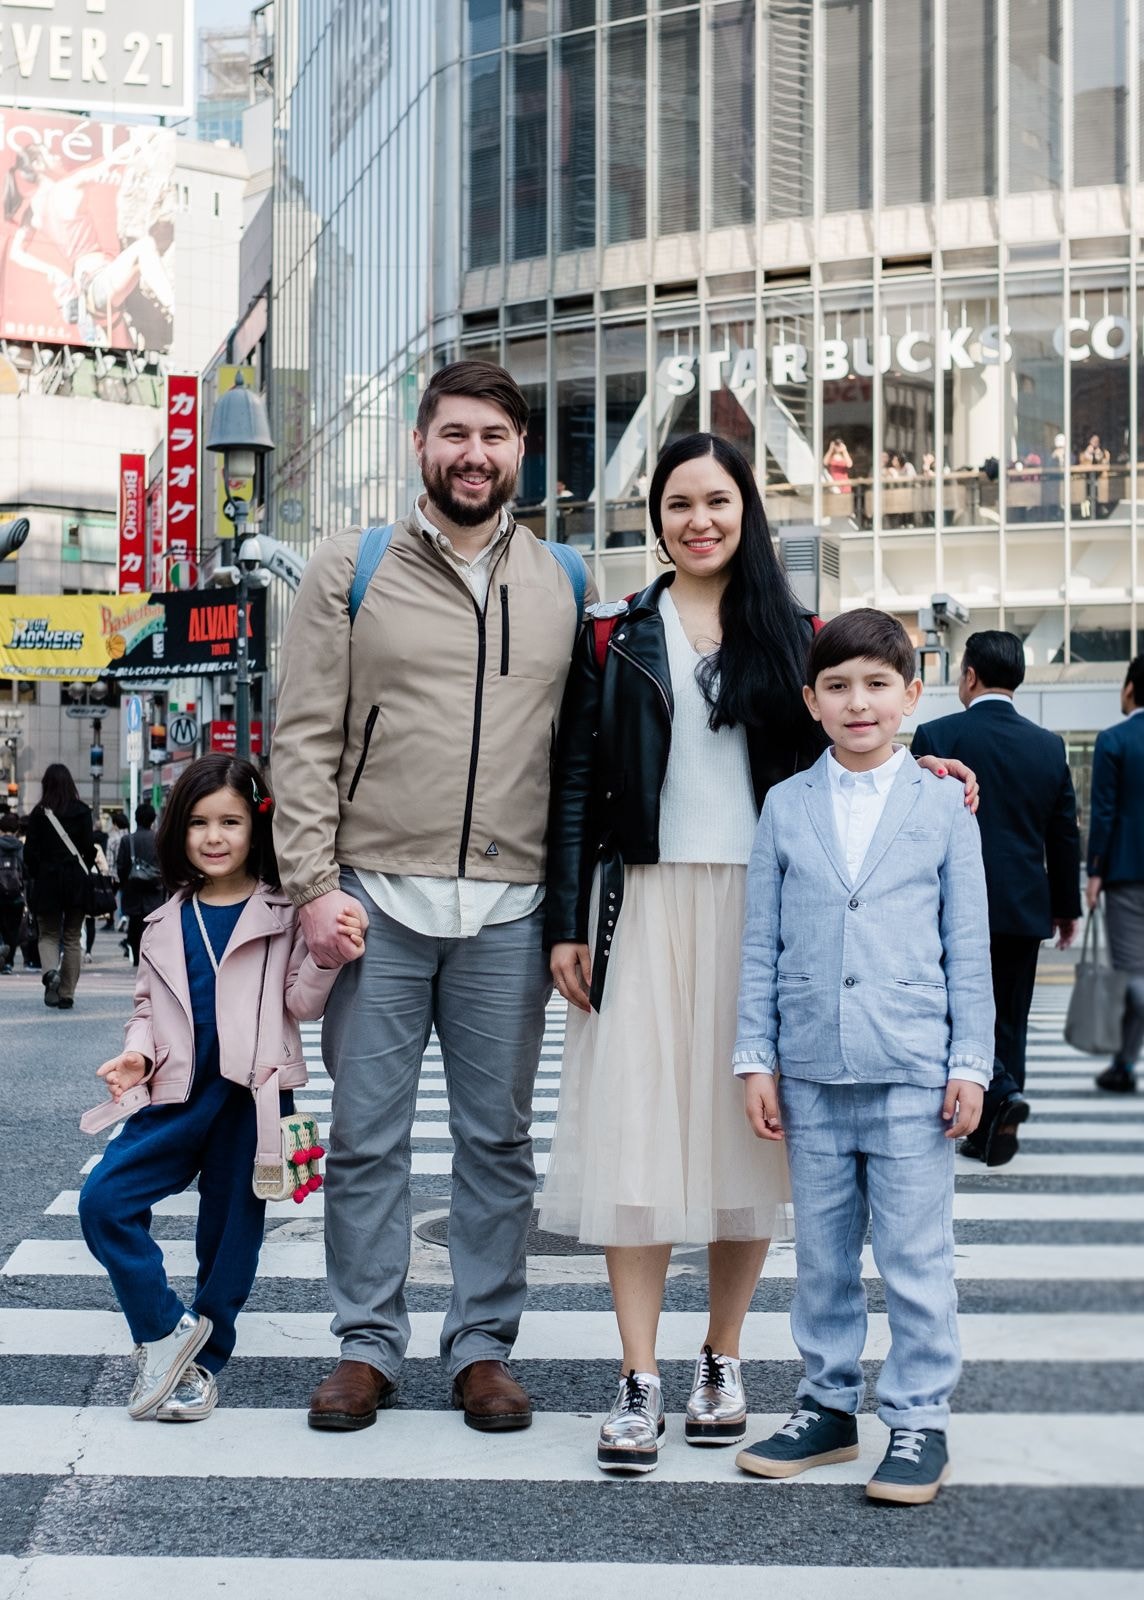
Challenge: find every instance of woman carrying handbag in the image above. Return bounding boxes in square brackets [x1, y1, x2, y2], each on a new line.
[21, 762, 95, 1009]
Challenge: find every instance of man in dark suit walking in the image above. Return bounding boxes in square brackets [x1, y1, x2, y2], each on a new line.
[1086, 655, 1144, 1093]
[912, 632, 1081, 1163]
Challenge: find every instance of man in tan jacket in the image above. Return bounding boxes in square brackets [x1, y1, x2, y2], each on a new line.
[272, 361, 595, 1433]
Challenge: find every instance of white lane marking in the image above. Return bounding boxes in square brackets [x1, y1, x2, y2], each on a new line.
[0, 1308, 1139, 1364]
[3, 1408, 1140, 1487]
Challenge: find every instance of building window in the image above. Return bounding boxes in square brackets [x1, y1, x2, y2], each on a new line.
[940, 281, 1003, 531]
[467, 55, 501, 268]
[763, 291, 816, 525]
[883, 0, 933, 206]
[765, 0, 814, 221]
[555, 30, 596, 253]
[824, 0, 872, 213]
[821, 290, 875, 535]
[509, 335, 548, 515]
[557, 0, 598, 27]
[1069, 273, 1131, 524]
[603, 321, 647, 548]
[881, 285, 937, 532]
[709, 1, 755, 230]
[510, 45, 548, 261]
[946, 0, 997, 199]
[1072, 0, 1127, 188]
[655, 313, 701, 453]
[1009, 0, 1062, 194]
[468, 0, 501, 53]
[606, 22, 647, 244]
[507, 0, 548, 43]
[555, 328, 596, 547]
[708, 305, 756, 463]
[657, 8, 700, 235]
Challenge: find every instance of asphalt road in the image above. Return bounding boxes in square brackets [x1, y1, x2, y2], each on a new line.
[0, 928, 1141, 1599]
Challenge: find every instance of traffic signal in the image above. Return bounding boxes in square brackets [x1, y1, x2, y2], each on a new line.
[149, 695, 166, 763]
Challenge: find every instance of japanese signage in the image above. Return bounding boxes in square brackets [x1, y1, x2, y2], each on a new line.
[0, 2, 192, 119]
[0, 591, 265, 680]
[165, 373, 199, 577]
[117, 452, 145, 593]
[145, 469, 164, 591]
[0, 111, 174, 352]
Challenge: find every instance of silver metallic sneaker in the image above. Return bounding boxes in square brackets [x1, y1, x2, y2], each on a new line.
[685, 1344, 748, 1446]
[127, 1311, 213, 1420]
[155, 1362, 218, 1423]
[597, 1371, 665, 1474]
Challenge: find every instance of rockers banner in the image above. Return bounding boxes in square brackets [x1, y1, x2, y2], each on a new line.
[0, 591, 264, 680]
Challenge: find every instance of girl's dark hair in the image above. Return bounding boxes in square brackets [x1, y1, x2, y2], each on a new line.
[156, 754, 279, 893]
[37, 762, 80, 814]
[648, 433, 816, 741]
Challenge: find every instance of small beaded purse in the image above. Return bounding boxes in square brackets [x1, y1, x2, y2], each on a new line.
[252, 1111, 326, 1204]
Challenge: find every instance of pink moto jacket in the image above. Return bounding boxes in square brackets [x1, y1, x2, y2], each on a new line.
[81, 883, 339, 1148]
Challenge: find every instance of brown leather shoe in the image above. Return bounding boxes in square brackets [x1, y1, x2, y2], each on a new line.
[452, 1359, 532, 1432]
[307, 1359, 397, 1431]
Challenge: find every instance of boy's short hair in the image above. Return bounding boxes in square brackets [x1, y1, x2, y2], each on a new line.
[962, 630, 1025, 692]
[415, 360, 529, 437]
[807, 608, 916, 686]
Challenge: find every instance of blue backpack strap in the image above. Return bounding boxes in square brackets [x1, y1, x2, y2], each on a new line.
[544, 539, 589, 618]
[348, 524, 394, 624]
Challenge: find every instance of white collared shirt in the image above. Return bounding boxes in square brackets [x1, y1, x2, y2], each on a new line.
[826, 744, 908, 883]
[967, 693, 1015, 708]
[354, 499, 543, 940]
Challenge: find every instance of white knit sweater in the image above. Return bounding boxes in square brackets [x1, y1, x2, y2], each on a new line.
[656, 590, 758, 865]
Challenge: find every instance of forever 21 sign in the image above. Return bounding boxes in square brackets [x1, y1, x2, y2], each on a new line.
[0, 0, 192, 120]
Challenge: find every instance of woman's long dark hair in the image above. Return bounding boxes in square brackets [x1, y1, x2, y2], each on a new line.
[648, 433, 813, 737]
[37, 762, 80, 814]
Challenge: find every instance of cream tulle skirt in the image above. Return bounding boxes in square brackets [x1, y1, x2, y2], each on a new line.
[537, 862, 792, 1247]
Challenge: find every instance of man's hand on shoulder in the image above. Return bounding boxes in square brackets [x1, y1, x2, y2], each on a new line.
[300, 890, 369, 968]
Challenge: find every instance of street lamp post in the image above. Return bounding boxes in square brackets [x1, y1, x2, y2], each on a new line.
[205, 371, 275, 762]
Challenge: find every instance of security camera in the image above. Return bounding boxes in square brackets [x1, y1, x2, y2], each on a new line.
[931, 593, 971, 627]
[0, 517, 29, 561]
[237, 535, 265, 574]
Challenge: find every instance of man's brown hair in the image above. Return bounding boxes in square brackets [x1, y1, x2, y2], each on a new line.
[416, 360, 529, 437]
[807, 608, 917, 686]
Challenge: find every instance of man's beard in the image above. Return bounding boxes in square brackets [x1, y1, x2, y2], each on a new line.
[421, 456, 517, 527]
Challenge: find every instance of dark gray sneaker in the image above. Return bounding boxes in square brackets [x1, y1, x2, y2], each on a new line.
[866, 1427, 950, 1504]
[736, 1398, 859, 1478]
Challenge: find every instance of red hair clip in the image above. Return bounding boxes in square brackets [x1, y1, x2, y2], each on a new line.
[257, 796, 274, 815]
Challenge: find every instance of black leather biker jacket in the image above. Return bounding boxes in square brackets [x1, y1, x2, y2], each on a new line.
[544, 573, 825, 1008]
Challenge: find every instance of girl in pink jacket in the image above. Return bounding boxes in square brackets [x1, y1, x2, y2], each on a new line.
[78, 755, 364, 1422]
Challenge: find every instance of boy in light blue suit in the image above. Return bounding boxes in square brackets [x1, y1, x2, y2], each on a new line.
[733, 608, 994, 1505]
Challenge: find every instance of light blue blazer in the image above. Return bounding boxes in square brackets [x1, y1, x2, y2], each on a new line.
[734, 750, 995, 1088]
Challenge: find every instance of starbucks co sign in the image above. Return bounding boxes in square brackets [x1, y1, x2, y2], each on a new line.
[658, 315, 1136, 394]
[0, 1, 191, 119]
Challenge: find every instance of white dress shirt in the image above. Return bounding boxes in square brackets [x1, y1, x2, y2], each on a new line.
[826, 744, 908, 883]
[354, 499, 545, 939]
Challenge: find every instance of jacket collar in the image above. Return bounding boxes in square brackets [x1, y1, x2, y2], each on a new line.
[623, 571, 675, 618]
[141, 881, 291, 1024]
[801, 748, 923, 892]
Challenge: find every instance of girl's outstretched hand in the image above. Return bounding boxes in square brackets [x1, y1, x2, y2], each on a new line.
[97, 1050, 148, 1101]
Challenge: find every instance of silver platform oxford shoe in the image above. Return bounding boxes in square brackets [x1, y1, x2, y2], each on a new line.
[127, 1311, 213, 1420]
[155, 1362, 218, 1423]
[597, 1371, 665, 1474]
[685, 1344, 748, 1446]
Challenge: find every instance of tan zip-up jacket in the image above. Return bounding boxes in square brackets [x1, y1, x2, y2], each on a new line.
[271, 514, 596, 905]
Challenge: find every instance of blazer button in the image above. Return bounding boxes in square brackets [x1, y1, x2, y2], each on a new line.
[848, 897, 859, 910]
[844, 976, 856, 987]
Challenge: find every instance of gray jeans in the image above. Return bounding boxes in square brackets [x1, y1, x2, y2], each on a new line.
[321, 878, 552, 1380]
[1106, 882, 1144, 1067]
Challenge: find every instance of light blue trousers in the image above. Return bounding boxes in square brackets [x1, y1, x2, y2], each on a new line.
[778, 1077, 961, 1432]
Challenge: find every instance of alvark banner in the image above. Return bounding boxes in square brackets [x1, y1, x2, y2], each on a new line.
[0, 592, 264, 680]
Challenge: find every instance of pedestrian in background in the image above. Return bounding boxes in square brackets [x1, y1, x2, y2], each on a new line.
[0, 811, 25, 972]
[78, 755, 357, 1423]
[1086, 655, 1144, 1093]
[911, 631, 1081, 1161]
[117, 802, 164, 966]
[21, 762, 94, 1009]
[106, 808, 130, 931]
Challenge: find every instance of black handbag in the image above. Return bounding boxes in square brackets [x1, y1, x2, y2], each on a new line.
[88, 844, 117, 917]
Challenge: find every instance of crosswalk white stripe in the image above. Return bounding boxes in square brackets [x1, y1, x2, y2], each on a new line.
[0, 1557, 1130, 1600]
[7, 1238, 1141, 1281]
[4, 1407, 1138, 1487]
[42, 1189, 1144, 1223]
[2, 1308, 1135, 1362]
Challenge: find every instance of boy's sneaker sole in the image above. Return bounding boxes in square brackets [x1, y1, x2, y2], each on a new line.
[736, 1442, 860, 1479]
[867, 1461, 951, 1505]
[685, 1415, 747, 1446]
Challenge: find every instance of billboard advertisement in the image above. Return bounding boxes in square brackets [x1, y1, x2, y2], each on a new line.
[165, 373, 199, 577]
[0, 592, 265, 681]
[0, 2, 192, 120]
[0, 112, 175, 352]
[117, 452, 145, 593]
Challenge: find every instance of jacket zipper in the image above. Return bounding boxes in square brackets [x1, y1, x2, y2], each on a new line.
[143, 953, 195, 1104]
[457, 594, 489, 876]
[346, 704, 380, 802]
[499, 584, 510, 675]
[248, 943, 270, 1086]
[610, 639, 672, 722]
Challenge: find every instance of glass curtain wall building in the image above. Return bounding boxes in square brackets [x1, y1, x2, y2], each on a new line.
[272, 0, 1144, 668]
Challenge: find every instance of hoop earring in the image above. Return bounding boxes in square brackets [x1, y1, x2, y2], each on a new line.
[654, 537, 673, 566]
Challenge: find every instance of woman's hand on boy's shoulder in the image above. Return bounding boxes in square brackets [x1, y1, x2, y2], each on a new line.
[942, 1077, 984, 1138]
[96, 1050, 148, 1101]
[913, 753, 979, 813]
